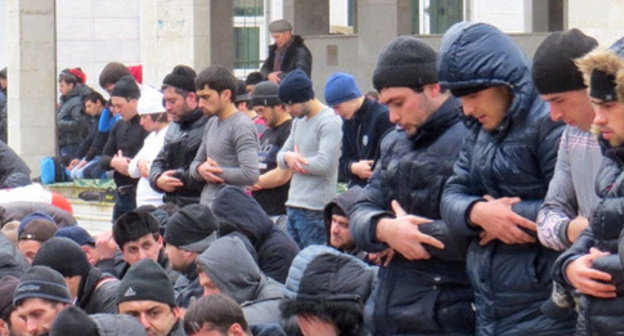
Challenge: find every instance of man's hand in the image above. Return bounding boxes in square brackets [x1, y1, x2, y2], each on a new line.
[95, 230, 118, 260]
[376, 200, 444, 260]
[351, 160, 374, 180]
[69, 159, 80, 169]
[368, 247, 395, 267]
[137, 159, 151, 178]
[110, 150, 130, 176]
[296, 315, 338, 336]
[267, 71, 282, 83]
[284, 146, 308, 174]
[567, 216, 589, 244]
[197, 158, 225, 183]
[469, 196, 537, 244]
[565, 247, 616, 298]
[156, 170, 185, 192]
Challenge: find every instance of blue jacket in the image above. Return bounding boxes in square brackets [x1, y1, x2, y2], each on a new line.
[338, 98, 393, 187]
[350, 97, 474, 335]
[438, 22, 570, 336]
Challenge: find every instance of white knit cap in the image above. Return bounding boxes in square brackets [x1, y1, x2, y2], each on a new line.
[138, 86, 165, 115]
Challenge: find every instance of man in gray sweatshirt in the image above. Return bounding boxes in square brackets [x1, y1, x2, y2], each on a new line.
[276, 69, 342, 248]
[190, 66, 259, 205]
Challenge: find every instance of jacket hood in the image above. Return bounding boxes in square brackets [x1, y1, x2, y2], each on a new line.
[196, 235, 265, 304]
[61, 83, 91, 102]
[576, 36, 624, 104]
[323, 186, 363, 242]
[91, 313, 147, 336]
[437, 22, 537, 129]
[281, 245, 374, 335]
[213, 186, 273, 246]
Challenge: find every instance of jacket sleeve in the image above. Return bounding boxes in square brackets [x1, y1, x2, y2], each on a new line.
[57, 102, 84, 132]
[338, 123, 357, 183]
[85, 131, 109, 161]
[509, 119, 564, 221]
[302, 116, 343, 176]
[190, 134, 208, 182]
[74, 128, 95, 160]
[149, 145, 169, 192]
[349, 161, 393, 253]
[219, 122, 260, 186]
[100, 124, 119, 168]
[276, 121, 296, 169]
[537, 130, 577, 251]
[293, 45, 313, 78]
[418, 219, 472, 262]
[552, 227, 596, 286]
[440, 133, 483, 237]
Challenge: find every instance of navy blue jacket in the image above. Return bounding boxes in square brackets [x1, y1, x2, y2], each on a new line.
[438, 22, 570, 336]
[350, 97, 474, 335]
[338, 98, 393, 187]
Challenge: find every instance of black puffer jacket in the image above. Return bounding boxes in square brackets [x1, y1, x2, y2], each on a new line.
[350, 97, 474, 335]
[553, 141, 624, 335]
[260, 35, 312, 79]
[212, 185, 299, 283]
[0, 141, 30, 183]
[149, 109, 209, 206]
[438, 22, 569, 335]
[0, 231, 29, 279]
[57, 84, 90, 147]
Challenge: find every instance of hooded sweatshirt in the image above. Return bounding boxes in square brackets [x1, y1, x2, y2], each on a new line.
[196, 235, 284, 325]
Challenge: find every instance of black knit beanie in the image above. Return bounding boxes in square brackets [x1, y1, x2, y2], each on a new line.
[162, 65, 197, 93]
[0, 275, 19, 314]
[111, 75, 141, 100]
[113, 211, 160, 249]
[373, 35, 438, 92]
[165, 204, 218, 253]
[13, 266, 72, 305]
[50, 305, 98, 336]
[117, 259, 176, 307]
[279, 69, 315, 104]
[32, 237, 91, 278]
[532, 28, 598, 94]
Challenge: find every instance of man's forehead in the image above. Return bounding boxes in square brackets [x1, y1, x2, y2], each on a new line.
[125, 233, 157, 246]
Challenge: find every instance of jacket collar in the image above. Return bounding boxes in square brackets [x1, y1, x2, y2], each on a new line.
[178, 108, 204, 128]
[410, 97, 461, 146]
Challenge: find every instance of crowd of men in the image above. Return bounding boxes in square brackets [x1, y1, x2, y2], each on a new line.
[3, 17, 624, 336]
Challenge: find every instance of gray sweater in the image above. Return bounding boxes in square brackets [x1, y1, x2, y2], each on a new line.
[277, 106, 342, 211]
[190, 112, 259, 205]
[537, 126, 602, 250]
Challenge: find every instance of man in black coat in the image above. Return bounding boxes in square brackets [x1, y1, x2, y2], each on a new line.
[349, 36, 473, 335]
[324, 72, 394, 187]
[150, 65, 209, 207]
[260, 19, 312, 83]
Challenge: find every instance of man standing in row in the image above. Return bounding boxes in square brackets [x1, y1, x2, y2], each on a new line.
[150, 65, 209, 207]
[277, 69, 342, 248]
[325, 72, 393, 187]
[260, 19, 312, 83]
[190, 65, 259, 205]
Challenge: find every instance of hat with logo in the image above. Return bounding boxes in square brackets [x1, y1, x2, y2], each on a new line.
[117, 258, 176, 307]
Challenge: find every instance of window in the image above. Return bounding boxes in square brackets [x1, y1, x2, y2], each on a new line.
[412, 0, 463, 34]
[234, 27, 261, 69]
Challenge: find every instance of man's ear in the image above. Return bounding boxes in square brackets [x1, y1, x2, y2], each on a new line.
[157, 235, 164, 249]
[229, 323, 246, 336]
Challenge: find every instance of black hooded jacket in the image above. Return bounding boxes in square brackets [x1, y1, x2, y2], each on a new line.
[212, 185, 299, 283]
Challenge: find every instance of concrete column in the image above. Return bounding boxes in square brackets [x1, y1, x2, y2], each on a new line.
[7, 0, 57, 176]
[567, 0, 624, 47]
[140, 0, 233, 87]
[283, 0, 330, 36]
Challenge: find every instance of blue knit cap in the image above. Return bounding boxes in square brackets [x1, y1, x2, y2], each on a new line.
[324, 72, 362, 106]
[278, 69, 314, 104]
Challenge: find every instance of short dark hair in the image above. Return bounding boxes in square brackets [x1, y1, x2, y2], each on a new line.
[59, 69, 80, 86]
[0, 304, 14, 324]
[245, 71, 263, 86]
[184, 295, 249, 335]
[195, 66, 238, 103]
[99, 62, 131, 89]
[84, 91, 106, 106]
[148, 112, 168, 123]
